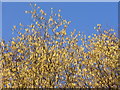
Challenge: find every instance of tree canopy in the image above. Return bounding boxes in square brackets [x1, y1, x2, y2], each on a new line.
[0, 3, 119, 88]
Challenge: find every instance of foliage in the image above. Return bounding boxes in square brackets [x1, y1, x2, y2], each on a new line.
[0, 3, 120, 88]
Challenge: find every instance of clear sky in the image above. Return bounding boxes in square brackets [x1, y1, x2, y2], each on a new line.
[1, 0, 120, 2]
[2, 2, 118, 42]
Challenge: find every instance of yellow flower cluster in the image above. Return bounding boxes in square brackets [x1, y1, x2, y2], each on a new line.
[0, 3, 119, 88]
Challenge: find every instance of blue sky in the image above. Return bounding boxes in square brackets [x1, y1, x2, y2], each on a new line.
[2, 2, 118, 42]
[1, 0, 120, 2]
